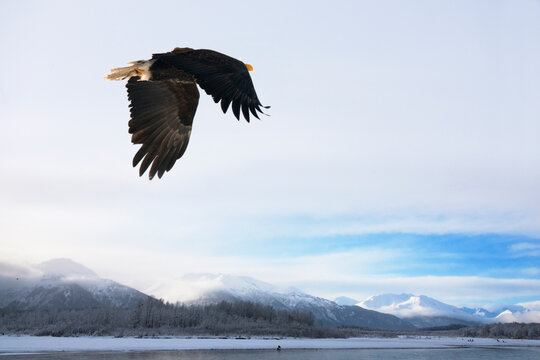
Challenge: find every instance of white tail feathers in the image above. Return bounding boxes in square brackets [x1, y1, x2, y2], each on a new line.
[104, 60, 154, 81]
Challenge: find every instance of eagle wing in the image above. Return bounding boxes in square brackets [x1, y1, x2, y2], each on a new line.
[153, 49, 269, 122]
[126, 77, 199, 179]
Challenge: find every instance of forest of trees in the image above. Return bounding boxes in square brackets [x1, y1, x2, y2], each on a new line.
[458, 322, 540, 340]
[0, 298, 352, 338]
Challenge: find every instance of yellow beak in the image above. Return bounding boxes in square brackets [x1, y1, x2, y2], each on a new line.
[245, 63, 253, 71]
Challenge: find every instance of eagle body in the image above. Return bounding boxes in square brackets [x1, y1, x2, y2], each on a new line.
[106, 47, 268, 179]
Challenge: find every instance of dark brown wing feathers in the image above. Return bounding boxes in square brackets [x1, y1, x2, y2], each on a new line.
[152, 49, 269, 122]
[127, 77, 199, 179]
[123, 48, 267, 179]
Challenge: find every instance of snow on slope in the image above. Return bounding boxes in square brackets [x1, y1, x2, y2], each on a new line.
[148, 273, 275, 305]
[359, 293, 474, 319]
[358, 293, 486, 327]
[148, 273, 339, 309]
[0, 259, 148, 310]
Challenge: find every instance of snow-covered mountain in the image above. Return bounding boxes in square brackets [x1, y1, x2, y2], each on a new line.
[359, 293, 475, 319]
[149, 273, 414, 330]
[0, 259, 149, 311]
[357, 293, 540, 327]
[358, 293, 483, 327]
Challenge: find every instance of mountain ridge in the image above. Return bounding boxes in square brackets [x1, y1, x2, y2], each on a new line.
[357, 293, 540, 326]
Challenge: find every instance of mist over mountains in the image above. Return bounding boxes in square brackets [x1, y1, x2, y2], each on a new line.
[1, 259, 538, 330]
[0, 259, 149, 311]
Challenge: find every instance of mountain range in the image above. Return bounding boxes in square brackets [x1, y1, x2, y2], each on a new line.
[1, 258, 538, 329]
[341, 293, 539, 327]
[150, 273, 414, 329]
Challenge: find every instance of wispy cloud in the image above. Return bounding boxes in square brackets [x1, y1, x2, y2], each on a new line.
[509, 242, 540, 257]
[0, 260, 42, 279]
[521, 267, 540, 276]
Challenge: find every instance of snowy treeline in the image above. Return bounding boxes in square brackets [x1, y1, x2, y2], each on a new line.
[458, 323, 540, 339]
[0, 298, 351, 338]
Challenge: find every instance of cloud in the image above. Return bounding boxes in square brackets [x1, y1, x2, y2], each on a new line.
[518, 300, 540, 311]
[145, 273, 280, 303]
[521, 267, 540, 276]
[0, 260, 43, 290]
[510, 242, 540, 257]
[366, 303, 444, 318]
[496, 310, 540, 323]
[0, 260, 42, 279]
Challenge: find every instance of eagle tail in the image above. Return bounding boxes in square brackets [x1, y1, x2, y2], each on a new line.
[104, 60, 154, 81]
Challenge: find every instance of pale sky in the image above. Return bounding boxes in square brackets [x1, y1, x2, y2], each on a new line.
[1, 0, 539, 307]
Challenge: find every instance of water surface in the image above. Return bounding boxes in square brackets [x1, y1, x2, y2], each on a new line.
[4, 347, 540, 360]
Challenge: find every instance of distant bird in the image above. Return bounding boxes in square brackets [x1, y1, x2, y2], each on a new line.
[106, 47, 269, 179]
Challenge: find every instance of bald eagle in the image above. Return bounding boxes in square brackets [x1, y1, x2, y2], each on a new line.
[106, 47, 269, 179]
